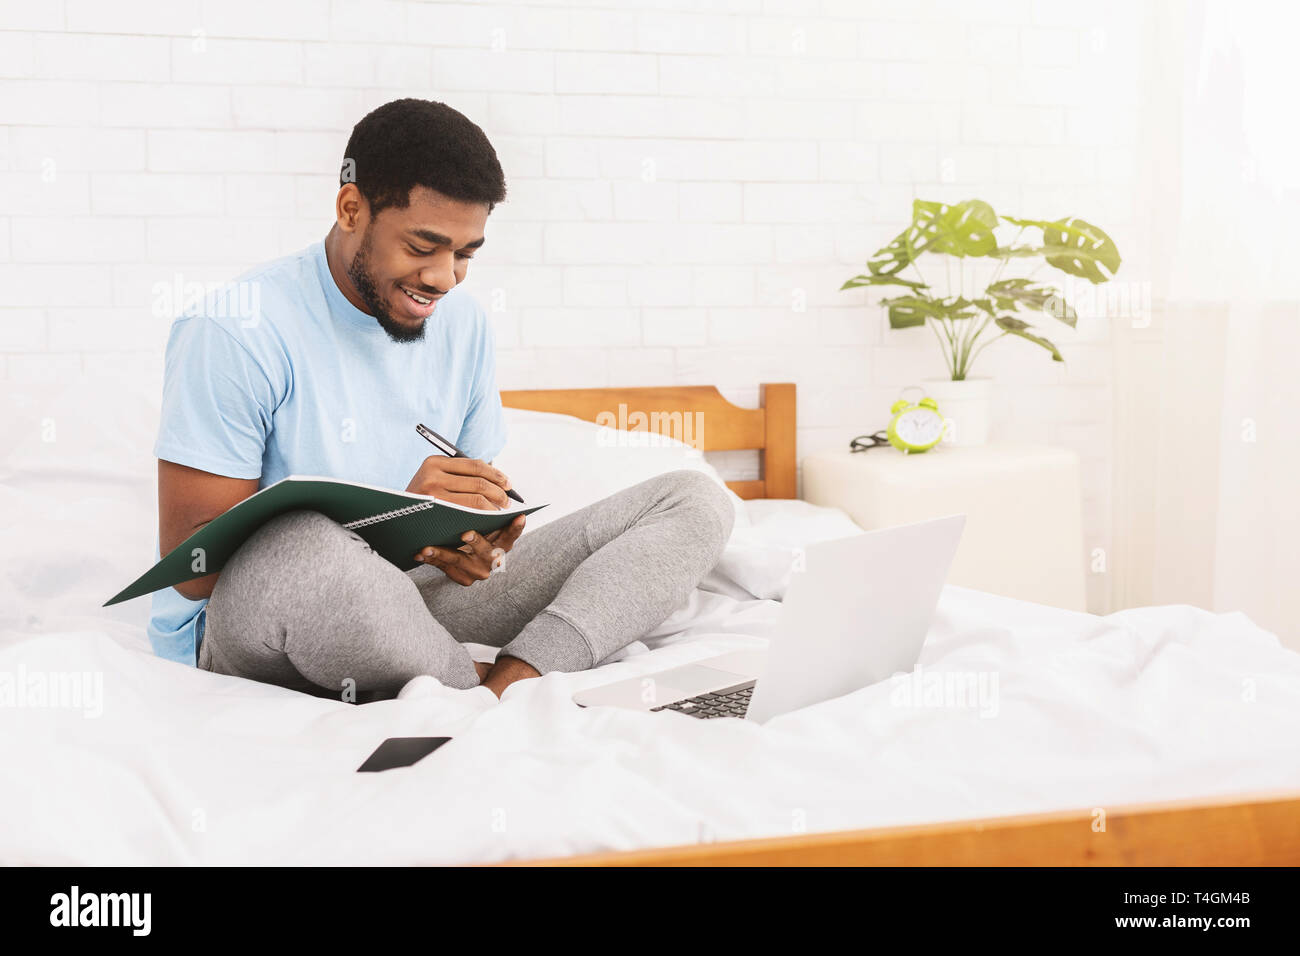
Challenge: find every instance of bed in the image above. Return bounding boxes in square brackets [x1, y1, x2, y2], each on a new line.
[1, 376, 1298, 866]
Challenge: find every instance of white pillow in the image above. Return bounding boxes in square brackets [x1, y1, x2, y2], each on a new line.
[494, 407, 749, 529]
[709, 499, 865, 600]
[0, 375, 160, 484]
[0, 375, 161, 638]
[492, 407, 865, 603]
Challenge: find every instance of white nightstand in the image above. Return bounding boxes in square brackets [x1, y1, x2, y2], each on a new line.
[802, 445, 1086, 611]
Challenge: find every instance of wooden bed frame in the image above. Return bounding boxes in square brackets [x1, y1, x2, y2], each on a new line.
[499, 382, 1300, 866]
[501, 383, 796, 499]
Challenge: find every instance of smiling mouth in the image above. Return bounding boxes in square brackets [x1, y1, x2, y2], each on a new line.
[400, 286, 441, 306]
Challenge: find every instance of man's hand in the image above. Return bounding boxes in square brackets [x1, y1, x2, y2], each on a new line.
[406, 456, 516, 510]
[413, 514, 526, 586]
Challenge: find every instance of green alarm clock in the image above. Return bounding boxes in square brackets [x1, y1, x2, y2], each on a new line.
[886, 390, 946, 453]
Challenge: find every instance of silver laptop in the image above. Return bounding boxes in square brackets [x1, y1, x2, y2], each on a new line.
[572, 514, 965, 723]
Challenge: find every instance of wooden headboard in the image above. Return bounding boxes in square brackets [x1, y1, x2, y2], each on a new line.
[500, 383, 796, 500]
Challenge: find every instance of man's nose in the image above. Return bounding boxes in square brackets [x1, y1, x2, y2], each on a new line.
[420, 256, 455, 292]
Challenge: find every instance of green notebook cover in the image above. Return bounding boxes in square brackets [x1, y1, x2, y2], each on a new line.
[104, 475, 546, 606]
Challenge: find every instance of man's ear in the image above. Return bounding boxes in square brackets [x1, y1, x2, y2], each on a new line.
[335, 183, 366, 233]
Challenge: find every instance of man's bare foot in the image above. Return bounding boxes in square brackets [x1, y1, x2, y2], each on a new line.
[474, 660, 492, 682]
[481, 656, 541, 698]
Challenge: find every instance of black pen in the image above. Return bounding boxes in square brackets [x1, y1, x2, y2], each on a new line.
[416, 423, 524, 504]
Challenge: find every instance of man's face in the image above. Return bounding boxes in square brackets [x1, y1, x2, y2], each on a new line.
[342, 186, 489, 342]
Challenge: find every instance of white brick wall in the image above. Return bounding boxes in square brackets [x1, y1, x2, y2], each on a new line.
[0, 0, 1148, 613]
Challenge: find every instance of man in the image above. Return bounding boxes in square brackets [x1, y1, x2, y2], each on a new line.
[149, 98, 734, 701]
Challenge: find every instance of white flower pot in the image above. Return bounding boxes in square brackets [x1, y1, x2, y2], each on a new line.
[922, 377, 993, 447]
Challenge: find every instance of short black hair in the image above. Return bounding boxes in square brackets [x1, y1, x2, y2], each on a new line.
[340, 98, 507, 216]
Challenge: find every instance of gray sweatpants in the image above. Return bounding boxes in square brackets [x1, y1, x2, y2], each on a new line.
[198, 470, 735, 699]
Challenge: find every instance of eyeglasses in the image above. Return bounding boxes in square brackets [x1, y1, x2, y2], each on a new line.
[849, 431, 889, 453]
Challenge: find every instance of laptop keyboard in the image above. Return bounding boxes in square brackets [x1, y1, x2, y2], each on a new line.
[650, 680, 756, 719]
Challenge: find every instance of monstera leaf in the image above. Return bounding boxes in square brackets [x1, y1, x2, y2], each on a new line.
[984, 278, 1077, 328]
[881, 294, 977, 329]
[839, 273, 928, 291]
[995, 316, 1063, 361]
[916, 200, 999, 257]
[1001, 216, 1121, 284]
[866, 199, 999, 276]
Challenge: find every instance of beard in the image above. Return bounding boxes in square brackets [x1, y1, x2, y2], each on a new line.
[346, 226, 426, 343]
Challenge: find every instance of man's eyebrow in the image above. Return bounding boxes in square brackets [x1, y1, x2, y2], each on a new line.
[408, 228, 486, 250]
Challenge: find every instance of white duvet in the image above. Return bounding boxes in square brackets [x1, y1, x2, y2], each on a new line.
[4, 575, 1299, 865]
[3, 377, 1300, 864]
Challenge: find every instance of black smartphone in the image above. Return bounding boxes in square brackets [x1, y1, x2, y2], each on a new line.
[356, 736, 452, 772]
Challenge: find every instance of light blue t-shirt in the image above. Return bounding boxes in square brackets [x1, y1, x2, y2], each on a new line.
[148, 239, 507, 665]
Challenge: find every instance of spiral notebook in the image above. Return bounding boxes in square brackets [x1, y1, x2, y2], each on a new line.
[104, 475, 546, 606]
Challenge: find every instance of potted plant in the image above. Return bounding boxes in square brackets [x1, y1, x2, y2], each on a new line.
[841, 198, 1121, 445]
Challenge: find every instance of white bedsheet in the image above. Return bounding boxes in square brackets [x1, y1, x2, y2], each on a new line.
[4, 561, 1299, 864]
